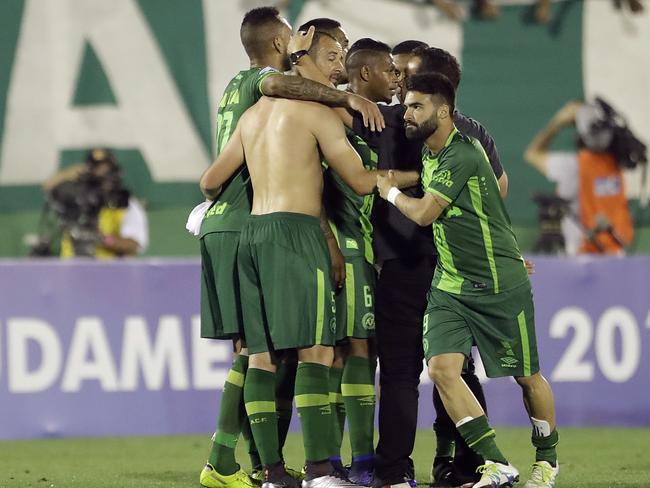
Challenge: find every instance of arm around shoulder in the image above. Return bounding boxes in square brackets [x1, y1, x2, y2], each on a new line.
[200, 125, 245, 199]
[315, 109, 377, 196]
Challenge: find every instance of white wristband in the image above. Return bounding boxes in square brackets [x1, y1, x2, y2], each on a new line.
[387, 186, 402, 205]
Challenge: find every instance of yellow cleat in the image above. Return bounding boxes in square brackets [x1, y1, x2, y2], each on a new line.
[284, 465, 304, 482]
[200, 464, 257, 488]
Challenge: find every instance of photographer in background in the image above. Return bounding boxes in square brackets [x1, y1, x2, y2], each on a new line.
[525, 99, 645, 255]
[42, 149, 149, 259]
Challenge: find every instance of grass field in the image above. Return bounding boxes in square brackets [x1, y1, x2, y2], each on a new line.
[1, 428, 648, 488]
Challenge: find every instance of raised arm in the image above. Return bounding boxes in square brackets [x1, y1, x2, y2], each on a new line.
[376, 171, 449, 226]
[199, 124, 245, 200]
[524, 100, 581, 175]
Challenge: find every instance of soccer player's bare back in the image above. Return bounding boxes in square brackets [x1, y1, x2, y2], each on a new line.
[239, 97, 330, 217]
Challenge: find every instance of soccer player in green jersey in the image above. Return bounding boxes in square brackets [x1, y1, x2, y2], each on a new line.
[376, 74, 560, 488]
[200, 48, 417, 488]
[298, 36, 405, 486]
[198, 7, 386, 488]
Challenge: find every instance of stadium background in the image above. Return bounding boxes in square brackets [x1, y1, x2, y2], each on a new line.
[0, 1, 649, 487]
[1, 0, 649, 256]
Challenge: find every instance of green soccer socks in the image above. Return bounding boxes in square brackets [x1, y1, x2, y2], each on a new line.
[295, 362, 333, 462]
[208, 355, 248, 475]
[456, 415, 508, 465]
[244, 368, 281, 466]
[342, 356, 376, 459]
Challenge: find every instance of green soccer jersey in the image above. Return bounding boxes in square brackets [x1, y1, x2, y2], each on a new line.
[200, 67, 279, 236]
[323, 130, 378, 264]
[422, 127, 528, 295]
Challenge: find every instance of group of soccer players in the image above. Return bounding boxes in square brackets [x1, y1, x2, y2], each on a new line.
[194, 6, 560, 488]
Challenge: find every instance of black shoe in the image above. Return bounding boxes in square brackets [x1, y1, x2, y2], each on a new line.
[429, 457, 454, 487]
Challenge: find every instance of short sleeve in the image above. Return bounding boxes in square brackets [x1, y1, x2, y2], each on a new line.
[425, 146, 478, 203]
[255, 66, 281, 96]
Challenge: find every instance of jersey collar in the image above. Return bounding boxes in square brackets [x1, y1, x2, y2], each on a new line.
[426, 126, 458, 159]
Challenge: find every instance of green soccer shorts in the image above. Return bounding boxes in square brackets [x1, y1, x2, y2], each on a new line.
[199, 231, 243, 340]
[422, 281, 540, 378]
[335, 255, 377, 341]
[237, 212, 337, 354]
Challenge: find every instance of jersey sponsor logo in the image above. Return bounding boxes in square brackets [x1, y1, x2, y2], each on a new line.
[345, 238, 359, 250]
[205, 202, 228, 218]
[361, 312, 375, 330]
[431, 169, 454, 188]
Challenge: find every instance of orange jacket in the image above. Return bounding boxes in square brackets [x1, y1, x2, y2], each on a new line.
[578, 149, 633, 254]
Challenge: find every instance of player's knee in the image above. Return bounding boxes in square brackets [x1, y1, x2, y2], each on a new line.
[514, 371, 542, 389]
[298, 344, 334, 366]
[348, 338, 370, 358]
[248, 352, 276, 372]
[428, 359, 458, 388]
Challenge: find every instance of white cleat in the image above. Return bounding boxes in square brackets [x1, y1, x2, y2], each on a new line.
[302, 474, 360, 488]
[523, 461, 559, 488]
[473, 461, 519, 487]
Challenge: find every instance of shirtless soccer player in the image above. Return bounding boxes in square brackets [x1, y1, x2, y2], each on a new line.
[296, 34, 409, 486]
[376, 74, 560, 488]
[197, 7, 385, 488]
[200, 92, 416, 488]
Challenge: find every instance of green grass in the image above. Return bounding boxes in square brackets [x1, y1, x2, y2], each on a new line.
[0, 428, 648, 487]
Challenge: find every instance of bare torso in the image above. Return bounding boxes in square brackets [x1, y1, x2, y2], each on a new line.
[239, 97, 327, 217]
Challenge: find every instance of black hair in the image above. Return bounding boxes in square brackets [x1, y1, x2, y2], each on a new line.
[411, 46, 461, 89]
[391, 40, 429, 55]
[240, 7, 283, 58]
[406, 73, 456, 113]
[348, 38, 391, 57]
[298, 17, 341, 32]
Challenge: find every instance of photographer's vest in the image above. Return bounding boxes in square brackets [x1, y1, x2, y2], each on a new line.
[578, 149, 634, 254]
[60, 207, 127, 259]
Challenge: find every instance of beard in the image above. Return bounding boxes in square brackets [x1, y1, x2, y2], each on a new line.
[404, 116, 438, 140]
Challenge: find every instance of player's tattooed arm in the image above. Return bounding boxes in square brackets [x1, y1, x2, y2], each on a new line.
[376, 171, 449, 226]
[262, 75, 384, 131]
[199, 125, 245, 199]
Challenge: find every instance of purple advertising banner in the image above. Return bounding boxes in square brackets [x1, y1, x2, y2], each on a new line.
[0, 257, 649, 439]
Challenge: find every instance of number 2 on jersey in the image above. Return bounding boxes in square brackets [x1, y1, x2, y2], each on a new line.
[216, 111, 234, 153]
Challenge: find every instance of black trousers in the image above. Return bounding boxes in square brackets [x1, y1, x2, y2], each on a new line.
[373, 255, 488, 484]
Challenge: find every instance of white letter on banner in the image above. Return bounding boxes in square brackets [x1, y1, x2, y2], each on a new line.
[61, 317, 119, 392]
[0, 0, 208, 185]
[121, 315, 189, 391]
[550, 307, 594, 382]
[595, 307, 640, 383]
[8, 318, 62, 393]
[192, 315, 229, 390]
